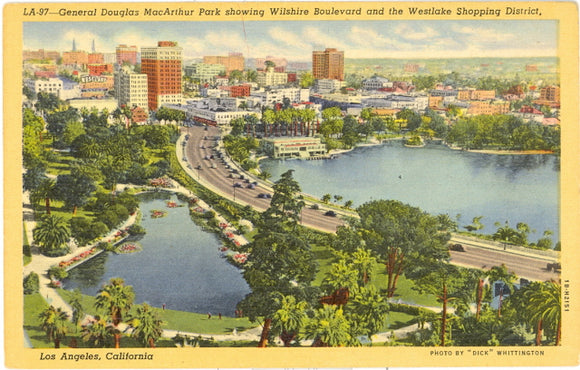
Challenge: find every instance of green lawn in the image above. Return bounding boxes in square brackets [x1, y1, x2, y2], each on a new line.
[57, 289, 257, 335]
[383, 311, 416, 331]
[24, 293, 54, 348]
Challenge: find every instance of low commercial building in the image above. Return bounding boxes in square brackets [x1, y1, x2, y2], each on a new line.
[25, 78, 63, 96]
[261, 137, 327, 159]
[251, 88, 310, 108]
[467, 100, 510, 115]
[185, 63, 226, 84]
[362, 76, 392, 91]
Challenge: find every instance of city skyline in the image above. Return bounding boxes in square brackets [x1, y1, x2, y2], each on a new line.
[24, 20, 557, 61]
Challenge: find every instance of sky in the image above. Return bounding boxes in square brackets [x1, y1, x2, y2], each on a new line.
[23, 20, 558, 61]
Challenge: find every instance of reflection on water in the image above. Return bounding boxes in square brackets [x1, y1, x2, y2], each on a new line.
[261, 143, 560, 242]
[64, 195, 250, 316]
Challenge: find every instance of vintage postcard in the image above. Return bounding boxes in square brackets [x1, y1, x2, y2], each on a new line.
[4, 1, 579, 368]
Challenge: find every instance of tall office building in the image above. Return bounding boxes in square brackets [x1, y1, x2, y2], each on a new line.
[141, 41, 183, 111]
[115, 66, 149, 113]
[116, 44, 138, 65]
[312, 48, 344, 81]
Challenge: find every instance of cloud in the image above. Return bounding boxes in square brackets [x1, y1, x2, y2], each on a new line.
[301, 26, 347, 50]
[451, 24, 516, 44]
[394, 24, 440, 41]
[268, 27, 310, 50]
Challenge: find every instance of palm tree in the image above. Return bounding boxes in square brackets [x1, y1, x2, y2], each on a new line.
[127, 304, 164, 348]
[302, 305, 352, 347]
[493, 221, 518, 250]
[38, 305, 69, 348]
[81, 315, 116, 348]
[525, 280, 562, 345]
[95, 278, 135, 348]
[346, 285, 389, 341]
[70, 289, 85, 332]
[351, 248, 376, 285]
[488, 264, 517, 317]
[31, 178, 56, 214]
[271, 295, 308, 346]
[33, 214, 71, 255]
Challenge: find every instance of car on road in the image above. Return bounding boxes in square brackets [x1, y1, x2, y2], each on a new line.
[257, 193, 272, 199]
[246, 183, 256, 189]
[210, 164, 217, 169]
[233, 182, 242, 188]
[324, 210, 337, 217]
[546, 262, 561, 272]
[195, 165, 202, 170]
[448, 243, 466, 252]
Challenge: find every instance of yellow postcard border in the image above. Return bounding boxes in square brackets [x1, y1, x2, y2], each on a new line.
[4, 1, 579, 368]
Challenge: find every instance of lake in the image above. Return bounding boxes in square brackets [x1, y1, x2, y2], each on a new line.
[261, 142, 560, 243]
[64, 193, 251, 316]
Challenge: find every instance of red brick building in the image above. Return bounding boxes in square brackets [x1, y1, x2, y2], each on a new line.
[88, 64, 114, 76]
[141, 41, 183, 111]
[229, 84, 251, 98]
[116, 44, 138, 65]
[312, 48, 344, 81]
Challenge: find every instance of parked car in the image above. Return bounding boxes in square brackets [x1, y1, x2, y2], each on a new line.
[547, 262, 561, 272]
[247, 183, 256, 189]
[448, 243, 466, 252]
[233, 182, 242, 188]
[257, 193, 272, 199]
[324, 210, 337, 217]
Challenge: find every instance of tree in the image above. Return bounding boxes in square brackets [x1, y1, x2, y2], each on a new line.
[39, 305, 69, 348]
[464, 216, 484, 232]
[55, 172, 96, 215]
[95, 278, 135, 348]
[81, 315, 116, 348]
[344, 200, 354, 209]
[127, 303, 164, 347]
[238, 230, 316, 347]
[31, 178, 56, 214]
[23, 272, 40, 295]
[522, 280, 561, 345]
[493, 221, 518, 250]
[263, 170, 305, 230]
[33, 214, 71, 255]
[302, 305, 352, 347]
[271, 295, 308, 346]
[357, 200, 450, 298]
[345, 285, 389, 341]
[413, 263, 468, 346]
[350, 247, 377, 286]
[70, 289, 85, 331]
[322, 194, 331, 204]
[299, 72, 315, 88]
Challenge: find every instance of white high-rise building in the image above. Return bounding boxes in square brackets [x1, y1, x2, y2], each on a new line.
[114, 66, 148, 112]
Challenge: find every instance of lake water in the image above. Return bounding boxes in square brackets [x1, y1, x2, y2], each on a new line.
[261, 142, 560, 243]
[64, 194, 250, 316]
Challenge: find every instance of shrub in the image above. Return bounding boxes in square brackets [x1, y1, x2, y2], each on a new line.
[127, 224, 146, 236]
[47, 265, 68, 280]
[96, 241, 115, 252]
[23, 272, 39, 294]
